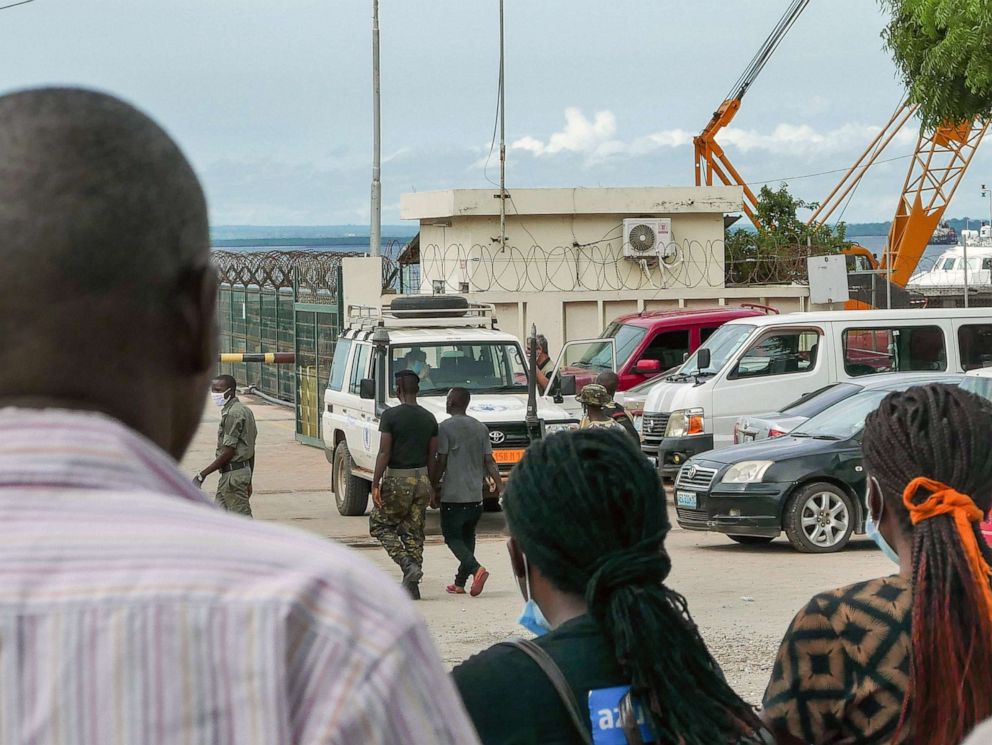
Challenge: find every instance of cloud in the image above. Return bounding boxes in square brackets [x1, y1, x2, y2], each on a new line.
[511, 107, 618, 157]
[508, 108, 918, 166]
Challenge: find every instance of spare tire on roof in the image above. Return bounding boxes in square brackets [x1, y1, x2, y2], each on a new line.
[390, 294, 469, 318]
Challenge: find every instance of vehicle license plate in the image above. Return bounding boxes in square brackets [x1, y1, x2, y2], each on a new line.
[676, 491, 697, 509]
[493, 449, 526, 465]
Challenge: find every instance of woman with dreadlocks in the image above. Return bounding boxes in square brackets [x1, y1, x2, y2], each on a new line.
[763, 383, 992, 745]
[452, 428, 767, 745]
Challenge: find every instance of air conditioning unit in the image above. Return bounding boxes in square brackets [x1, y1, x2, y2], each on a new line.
[622, 218, 674, 260]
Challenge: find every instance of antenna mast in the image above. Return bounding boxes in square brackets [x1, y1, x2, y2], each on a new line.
[370, 0, 382, 257]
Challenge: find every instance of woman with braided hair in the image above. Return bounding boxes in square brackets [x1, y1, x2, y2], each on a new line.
[452, 428, 767, 745]
[763, 383, 992, 745]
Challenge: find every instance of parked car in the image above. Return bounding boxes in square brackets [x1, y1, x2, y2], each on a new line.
[617, 372, 674, 436]
[673, 373, 962, 553]
[551, 305, 776, 394]
[643, 308, 992, 477]
[733, 372, 963, 444]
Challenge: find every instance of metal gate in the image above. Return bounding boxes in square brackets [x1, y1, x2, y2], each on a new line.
[214, 251, 347, 448]
[293, 299, 342, 446]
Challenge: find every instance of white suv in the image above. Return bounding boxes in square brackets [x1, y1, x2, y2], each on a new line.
[323, 297, 580, 515]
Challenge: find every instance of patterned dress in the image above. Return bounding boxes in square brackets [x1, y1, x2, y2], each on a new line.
[763, 575, 912, 745]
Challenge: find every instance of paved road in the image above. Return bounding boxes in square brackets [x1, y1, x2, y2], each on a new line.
[183, 395, 892, 704]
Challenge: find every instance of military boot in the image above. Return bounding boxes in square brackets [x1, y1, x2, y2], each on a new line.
[400, 559, 423, 585]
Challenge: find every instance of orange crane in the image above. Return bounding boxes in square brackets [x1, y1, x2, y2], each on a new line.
[807, 103, 988, 288]
[694, 0, 988, 302]
[694, 0, 810, 227]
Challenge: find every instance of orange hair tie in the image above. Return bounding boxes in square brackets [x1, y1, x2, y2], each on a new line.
[903, 477, 992, 612]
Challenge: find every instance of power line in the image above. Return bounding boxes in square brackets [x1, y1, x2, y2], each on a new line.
[0, 0, 35, 10]
[744, 152, 914, 186]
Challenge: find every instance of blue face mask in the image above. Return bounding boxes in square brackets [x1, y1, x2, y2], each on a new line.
[517, 556, 552, 636]
[866, 479, 900, 565]
[865, 513, 900, 564]
[410, 359, 424, 375]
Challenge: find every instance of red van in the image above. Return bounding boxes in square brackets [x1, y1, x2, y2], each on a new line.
[562, 305, 777, 393]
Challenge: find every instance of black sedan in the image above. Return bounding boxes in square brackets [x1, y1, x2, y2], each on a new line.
[673, 374, 961, 553]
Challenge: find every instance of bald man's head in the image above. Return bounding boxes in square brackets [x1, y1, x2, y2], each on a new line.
[0, 88, 216, 458]
[596, 371, 619, 397]
[0, 88, 208, 299]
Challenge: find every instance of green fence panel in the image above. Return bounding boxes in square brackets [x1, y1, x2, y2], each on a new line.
[214, 253, 352, 422]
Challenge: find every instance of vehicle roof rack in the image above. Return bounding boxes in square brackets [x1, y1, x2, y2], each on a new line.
[346, 302, 499, 330]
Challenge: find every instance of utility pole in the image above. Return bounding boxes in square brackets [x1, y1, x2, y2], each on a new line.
[497, 0, 507, 251]
[369, 0, 382, 258]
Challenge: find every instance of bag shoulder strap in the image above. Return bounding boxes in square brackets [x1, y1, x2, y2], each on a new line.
[498, 638, 594, 745]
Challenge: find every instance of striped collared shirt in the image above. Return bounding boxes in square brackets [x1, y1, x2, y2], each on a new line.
[0, 408, 481, 745]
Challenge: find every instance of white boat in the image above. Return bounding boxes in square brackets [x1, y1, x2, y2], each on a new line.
[909, 235, 992, 291]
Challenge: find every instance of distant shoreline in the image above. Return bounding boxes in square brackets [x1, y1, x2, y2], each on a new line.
[212, 236, 411, 250]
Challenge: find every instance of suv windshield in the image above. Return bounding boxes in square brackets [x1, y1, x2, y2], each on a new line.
[676, 324, 755, 377]
[573, 322, 646, 371]
[792, 389, 889, 441]
[391, 342, 527, 396]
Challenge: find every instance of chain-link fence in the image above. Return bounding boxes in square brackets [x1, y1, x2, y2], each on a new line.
[214, 250, 398, 404]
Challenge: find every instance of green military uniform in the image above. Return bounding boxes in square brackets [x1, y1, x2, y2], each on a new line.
[369, 467, 432, 569]
[369, 399, 437, 592]
[216, 396, 257, 517]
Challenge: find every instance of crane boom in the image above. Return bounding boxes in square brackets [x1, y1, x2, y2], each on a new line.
[883, 119, 989, 286]
[695, 0, 988, 304]
[694, 0, 811, 227]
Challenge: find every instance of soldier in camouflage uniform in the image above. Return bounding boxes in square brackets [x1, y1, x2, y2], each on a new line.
[371, 369, 437, 599]
[577, 384, 627, 432]
[194, 374, 258, 517]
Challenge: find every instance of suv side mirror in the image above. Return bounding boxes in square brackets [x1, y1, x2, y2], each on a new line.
[633, 359, 662, 375]
[696, 348, 711, 371]
[559, 375, 577, 397]
[359, 378, 376, 400]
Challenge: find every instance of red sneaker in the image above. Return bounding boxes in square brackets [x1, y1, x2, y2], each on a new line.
[470, 567, 490, 597]
[445, 584, 466, 595]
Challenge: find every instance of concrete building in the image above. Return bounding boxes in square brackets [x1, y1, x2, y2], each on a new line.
[390, 186, 818, 353]
[401, 186, 737, 295]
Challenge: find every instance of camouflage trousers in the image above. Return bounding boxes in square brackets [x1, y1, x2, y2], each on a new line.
[216, 466, 252, 517]
[369, 467, 431, 569]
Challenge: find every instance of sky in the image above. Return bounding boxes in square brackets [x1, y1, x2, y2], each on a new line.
[2, 0, 991, 227]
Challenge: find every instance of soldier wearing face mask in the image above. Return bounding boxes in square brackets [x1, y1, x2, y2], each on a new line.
[193, 374, 258, 516]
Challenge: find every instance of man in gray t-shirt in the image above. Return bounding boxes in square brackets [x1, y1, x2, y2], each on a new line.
[433, 387, 501, 597]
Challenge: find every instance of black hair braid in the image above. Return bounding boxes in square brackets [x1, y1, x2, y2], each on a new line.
[503, 428, 765, 744]
[864, 384, 992, 532]
[862, 384, 992, 744]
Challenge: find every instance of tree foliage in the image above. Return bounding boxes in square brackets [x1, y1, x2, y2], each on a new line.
[725, 185, 849, 285]
[881, 0, 992, 128]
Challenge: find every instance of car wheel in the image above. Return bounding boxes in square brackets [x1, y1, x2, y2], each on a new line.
[783, 482, 854, 553]
[728, 535, 774, 545]
[333, 442, 370, 516]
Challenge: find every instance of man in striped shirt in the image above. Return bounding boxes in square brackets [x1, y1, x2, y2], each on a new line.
[0, 88, 480, 745]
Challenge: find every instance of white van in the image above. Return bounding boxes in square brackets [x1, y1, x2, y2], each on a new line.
[642, 308, 992, 476]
